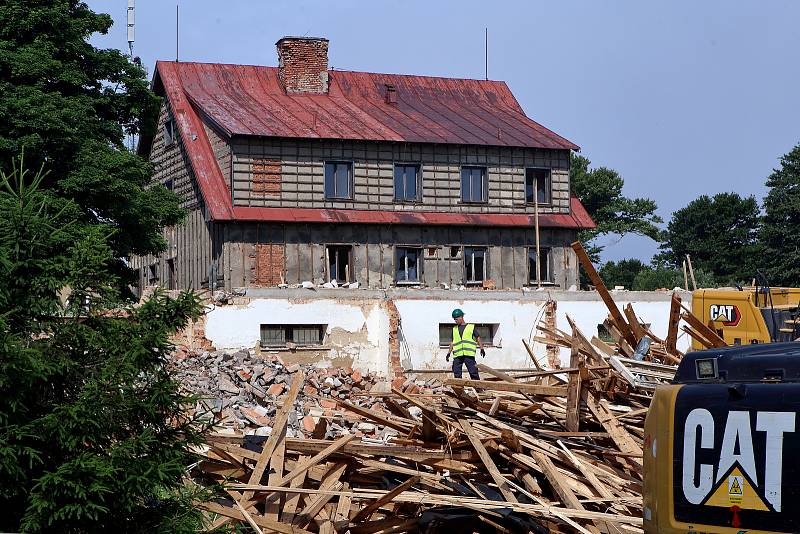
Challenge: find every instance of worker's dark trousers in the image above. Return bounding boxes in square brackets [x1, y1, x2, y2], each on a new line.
[452, 356, 480, 380]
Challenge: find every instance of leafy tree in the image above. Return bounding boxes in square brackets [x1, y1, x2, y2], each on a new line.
[570, 153, 662, 259]
[0, 158, 207, 531]
[0, 0, 181, 288]
[599, 258, 646, 290]
[761, 143, 800, 286]
[656, 193, 760, 283]
[630, 264, 716, 291]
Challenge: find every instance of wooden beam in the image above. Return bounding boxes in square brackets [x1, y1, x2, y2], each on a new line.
[445, 378, 567, 397]
[680, 309, 727, 348]
[351, 475, 421, 522]
[530, 451, 583, 510]
[571, 241, 638, 347]
[243, 371, 304, 502]
[565, 330, 584, 432]
[198, 501, 314, 534]
[458, 417, 518, 503]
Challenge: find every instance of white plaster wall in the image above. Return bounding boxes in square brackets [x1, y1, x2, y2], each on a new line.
[394, 297, 690, 370]
[204, 298, 390, 375]
[204, 291, 691, 376]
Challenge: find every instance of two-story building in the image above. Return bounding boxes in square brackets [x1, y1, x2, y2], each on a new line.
[132, 37, 594, 294]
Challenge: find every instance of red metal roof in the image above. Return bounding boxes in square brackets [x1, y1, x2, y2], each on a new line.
[162, 61, 578, 150]
[151, 60, 594, 230]
[232, 196, 595, 229]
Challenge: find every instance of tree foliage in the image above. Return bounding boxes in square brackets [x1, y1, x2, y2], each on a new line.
[570, 153, 662, 258]
[599, 258, 646, 290]
[0, 0, 182, 285]
[0, 158, 207, 532]
[656, 193, 760, 283]
[761, 143, 800, 286]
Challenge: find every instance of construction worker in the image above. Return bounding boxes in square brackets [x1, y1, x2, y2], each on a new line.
[445, 308, 485, 379]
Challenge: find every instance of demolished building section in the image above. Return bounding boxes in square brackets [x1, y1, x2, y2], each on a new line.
[131, 36, 594, 293]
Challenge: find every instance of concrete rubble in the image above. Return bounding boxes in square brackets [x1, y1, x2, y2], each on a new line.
[172, 347, 443, 441]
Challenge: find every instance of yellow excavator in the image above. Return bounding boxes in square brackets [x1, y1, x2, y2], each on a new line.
[645, 283, 800, 533]
[691, 285, 800, 349]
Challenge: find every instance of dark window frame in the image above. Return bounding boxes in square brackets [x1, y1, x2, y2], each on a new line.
[460, 166, 488, 204]
[525, 167, 552, 205]
[260, 324, 327, 348]
[324, 161, 354, 200]
[325, 244, 354, 284]
[164, 119, 176, 147]
[166, 258, 176, 290]
[393, 163, 422, 203]
[148, 263, 159, 285]
[395, 246, 423, 284]
[527, 247, 553, 284]
[464, 246, 488, 284]
[438, 323, 498, 347]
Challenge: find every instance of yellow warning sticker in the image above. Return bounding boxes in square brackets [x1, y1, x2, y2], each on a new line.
[728, 475, 743, 504]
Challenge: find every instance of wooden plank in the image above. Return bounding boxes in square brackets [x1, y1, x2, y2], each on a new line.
[623, 303, 647, 343]
[680, 310, 727, 348]
[351, 475, 421, 522]
[265, 426, 286, 520]
[281, 455, 309, 523]
[293, 462, 347, 527]
[530, 450, 584, 510]
[586, 395, 643, 462]
[571, 241, 638, 347]
[333, 481, 352, 531]
[198, 501, 314, 534]
[458, 417, 518, 503]
[521, 339, 545, 370]
[565, 330, 583, 432]
[445, 378, 568, 397]
[336, 398, 417, 433]
[556, 440, 614, 501]
[245, 374, 302, 481]
[242, 372, 303, 502]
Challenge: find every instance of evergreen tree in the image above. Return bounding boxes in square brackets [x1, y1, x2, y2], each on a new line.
[0, 158, 207, 531]
[761, 143, 800, 286]
[599, 258, 646, 290]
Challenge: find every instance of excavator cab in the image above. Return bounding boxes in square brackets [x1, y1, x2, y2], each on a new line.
[644, 342, 800, 533]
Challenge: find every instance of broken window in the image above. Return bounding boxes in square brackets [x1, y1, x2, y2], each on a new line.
[449, 246, 461, 259]
[528, 247, 552, 284]
[460, 166, 487, 203]
[394, 164, 420, 201]
[438, 323, 497, 347]
[464, 247, 487, 283]
[326, 245, 353, 284]
[166, 258, 176, 290]
[260, 324, 326, 348]
[148, 263, 158, 285]
[396, 247, 422, 283]
[164, 178, 174, 191]
[525, 168, 551, 204]
[164, 119, 176, 147]
[324, 161, 353, 199]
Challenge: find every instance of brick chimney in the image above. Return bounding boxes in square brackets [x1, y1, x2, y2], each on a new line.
[276, 37, 329, 94]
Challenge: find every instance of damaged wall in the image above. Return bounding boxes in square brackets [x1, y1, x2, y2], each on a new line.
[205, 295, 391, 375]
[202, 288, 691, 375]
[219, 222, 579, 291]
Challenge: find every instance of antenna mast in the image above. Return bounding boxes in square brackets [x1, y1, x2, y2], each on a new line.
[127, 0, 135, 56]
[176, 3, 180, 62]
[484, 27, 488, 80]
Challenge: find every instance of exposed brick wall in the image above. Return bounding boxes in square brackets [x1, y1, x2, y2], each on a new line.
[276, 37, 329, 94]
[385, 299, 403, 379]
[252, 244, 285, 286]
[252, 158, 281, 197]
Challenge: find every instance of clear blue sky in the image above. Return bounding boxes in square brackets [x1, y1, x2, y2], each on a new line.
[88, 0, 800, 264]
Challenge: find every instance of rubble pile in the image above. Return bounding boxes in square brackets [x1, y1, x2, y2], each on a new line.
[173, 348, 445, 440]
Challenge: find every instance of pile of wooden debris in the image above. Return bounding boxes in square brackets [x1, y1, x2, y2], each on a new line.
[188, 242, 724, 533]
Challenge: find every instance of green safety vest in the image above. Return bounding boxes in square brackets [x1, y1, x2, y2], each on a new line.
[452, 324, 478, 358]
